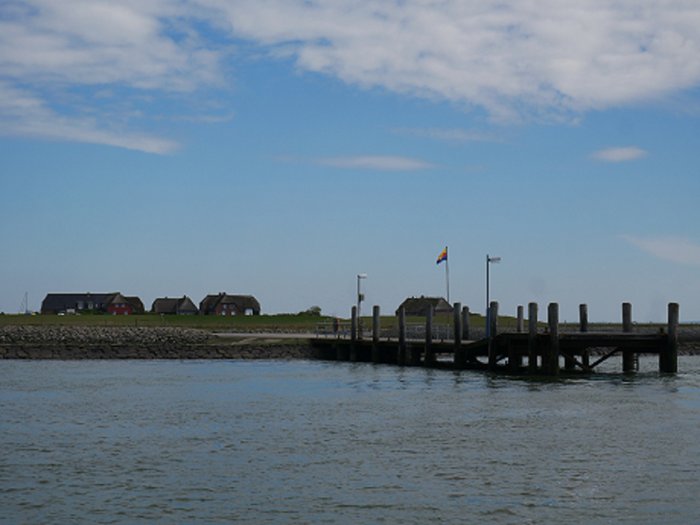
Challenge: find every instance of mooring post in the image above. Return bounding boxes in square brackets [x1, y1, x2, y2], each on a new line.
[344, 306, 357, 361]
[661, 302, 679, 373]
[397, 305, 407, 365]
[510, 305, 524, 371]
[546, 303, 560, 376]
[372, 305, 381, 363]
[487, 301, 499, 371]
[453, 302, 465, 368]
[579, 304, 589, 332]
[424, 304, 435, 366]
[462, 306, 471, 341]
[622, 302, 637, 372]
[528, 302, 538, 373]
[516, 305, 524, 333]
[579, 304, 590, 369]
[564, 304, 576, 371]
[349, 305, 358, 362]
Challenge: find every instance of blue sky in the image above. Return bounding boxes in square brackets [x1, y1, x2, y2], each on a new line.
[1, 0, 700, 322]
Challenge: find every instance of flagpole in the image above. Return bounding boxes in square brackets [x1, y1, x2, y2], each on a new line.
[446, 247, 450, 304]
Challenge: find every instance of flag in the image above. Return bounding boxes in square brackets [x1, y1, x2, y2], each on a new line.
[436, 246, 448, 265]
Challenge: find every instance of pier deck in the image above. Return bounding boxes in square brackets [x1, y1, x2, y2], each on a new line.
[311, 302, 680, 375]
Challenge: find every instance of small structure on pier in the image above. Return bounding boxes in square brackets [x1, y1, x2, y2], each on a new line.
[312, 302, 680, 375]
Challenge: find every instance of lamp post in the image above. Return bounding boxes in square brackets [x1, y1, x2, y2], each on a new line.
[357, 273, 367, 338]
[486, 255, 501, 337]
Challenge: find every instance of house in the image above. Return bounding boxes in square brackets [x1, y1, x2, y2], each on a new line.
[41, 292, 144, 315]
[199, 293, 261, 316]
[151, 296, 199, 315]
[396, 296, 453, 316]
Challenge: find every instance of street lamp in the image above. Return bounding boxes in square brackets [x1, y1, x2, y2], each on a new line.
[486, 255, 501, 337]
[357, 274, 367, 339]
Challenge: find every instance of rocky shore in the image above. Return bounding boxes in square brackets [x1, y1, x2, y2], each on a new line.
[1, 325, 699, 359]
[0, 326, 317, 360]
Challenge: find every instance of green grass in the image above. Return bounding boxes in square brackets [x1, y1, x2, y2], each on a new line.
[0, 313, 331, 331]
[0, 312, 497, 332]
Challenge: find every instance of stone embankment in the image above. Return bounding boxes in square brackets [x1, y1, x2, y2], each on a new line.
[0, 326, 316, 360]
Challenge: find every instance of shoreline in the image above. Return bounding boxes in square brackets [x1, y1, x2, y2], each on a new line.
[2, 325, 700, 359]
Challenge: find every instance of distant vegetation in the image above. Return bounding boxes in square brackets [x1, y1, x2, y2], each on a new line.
[0, 311, 496, 332]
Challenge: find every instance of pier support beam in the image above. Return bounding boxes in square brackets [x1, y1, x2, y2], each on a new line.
[372, 305, 381, 363]
[528, 302, 538, 373]
[453, 302, 465, 368]
[397, 306, 407, 366]
[545, 303, 560, 376]
[487, 301, 499, 371]
[661, 302, 679, 373]
[622, 302, 637, 373]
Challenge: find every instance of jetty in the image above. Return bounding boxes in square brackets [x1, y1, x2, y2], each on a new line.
[311, 302, 680, 375]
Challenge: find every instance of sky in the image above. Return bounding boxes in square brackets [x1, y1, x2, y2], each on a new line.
[1, 0, 700, 322]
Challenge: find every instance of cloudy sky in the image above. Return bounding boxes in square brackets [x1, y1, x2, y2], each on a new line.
[1, 0, 699, 322]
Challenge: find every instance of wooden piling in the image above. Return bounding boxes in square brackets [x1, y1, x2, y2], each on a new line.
[546, 303, 560, 375]
[349, 306, 358, 362]
[397, 306, 407, 365]
[622, 302, 637, 372]
[528, 302, 538, 373]
[516, 305, 524, 333]
[462, 306, 471, 341]
[372, 305, 381, 363]
[579, 304, 588, 332]
[579, 304, 590, 369]
[661, 302, 679, 373]
[487, 301, 499, 371]
[511, 305, 524, 370]
[453, 302, 465, 368]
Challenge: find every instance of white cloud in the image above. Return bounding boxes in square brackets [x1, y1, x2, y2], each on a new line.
[0, 82, 179, 154]
[591, 147, 648, 162]
[622, 235, 700, 266]
[392, 127, 500, 143]
[0, 0, 221, 153]
[202, 0, 700, 120]
[3, 1, 700, 151]
[316, 155, 434, 171]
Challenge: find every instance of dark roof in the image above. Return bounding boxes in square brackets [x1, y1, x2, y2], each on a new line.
[397, 296, 453, 316]
[41, 293, 118, 314]
[152, 296, 198, 314]
[124, 296, 145, 313]
[199, 293, 261, 314]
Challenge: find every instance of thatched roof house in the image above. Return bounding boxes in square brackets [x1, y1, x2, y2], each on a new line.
[199, 293, 261, 316]
[151, 296, 199, 315]
[396, 296, 453, 316]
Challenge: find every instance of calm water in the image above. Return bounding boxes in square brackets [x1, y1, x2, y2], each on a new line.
[2, 357, 700, 524]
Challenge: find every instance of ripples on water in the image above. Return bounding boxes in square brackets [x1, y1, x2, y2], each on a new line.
[2, 357, 700, 524]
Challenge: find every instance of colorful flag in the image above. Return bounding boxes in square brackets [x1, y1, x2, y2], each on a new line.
[436, 246, 448, 265]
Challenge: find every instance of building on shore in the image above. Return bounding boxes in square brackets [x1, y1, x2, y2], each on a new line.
[151, 296, 199, 315]
[396, 296, 453, 316]
[41, 292, 144, 315]
[199, 293, 261, 316]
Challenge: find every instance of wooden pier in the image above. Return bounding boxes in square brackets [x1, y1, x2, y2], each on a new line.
[311, 302, 680, 375]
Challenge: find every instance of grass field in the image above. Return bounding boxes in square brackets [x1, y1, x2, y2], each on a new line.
[0, 312, 497, 332]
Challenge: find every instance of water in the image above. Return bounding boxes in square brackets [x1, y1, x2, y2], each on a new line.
[2, 357, 700, 524]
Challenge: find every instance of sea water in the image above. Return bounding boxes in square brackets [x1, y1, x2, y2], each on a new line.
[2, 357, 700, 524]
